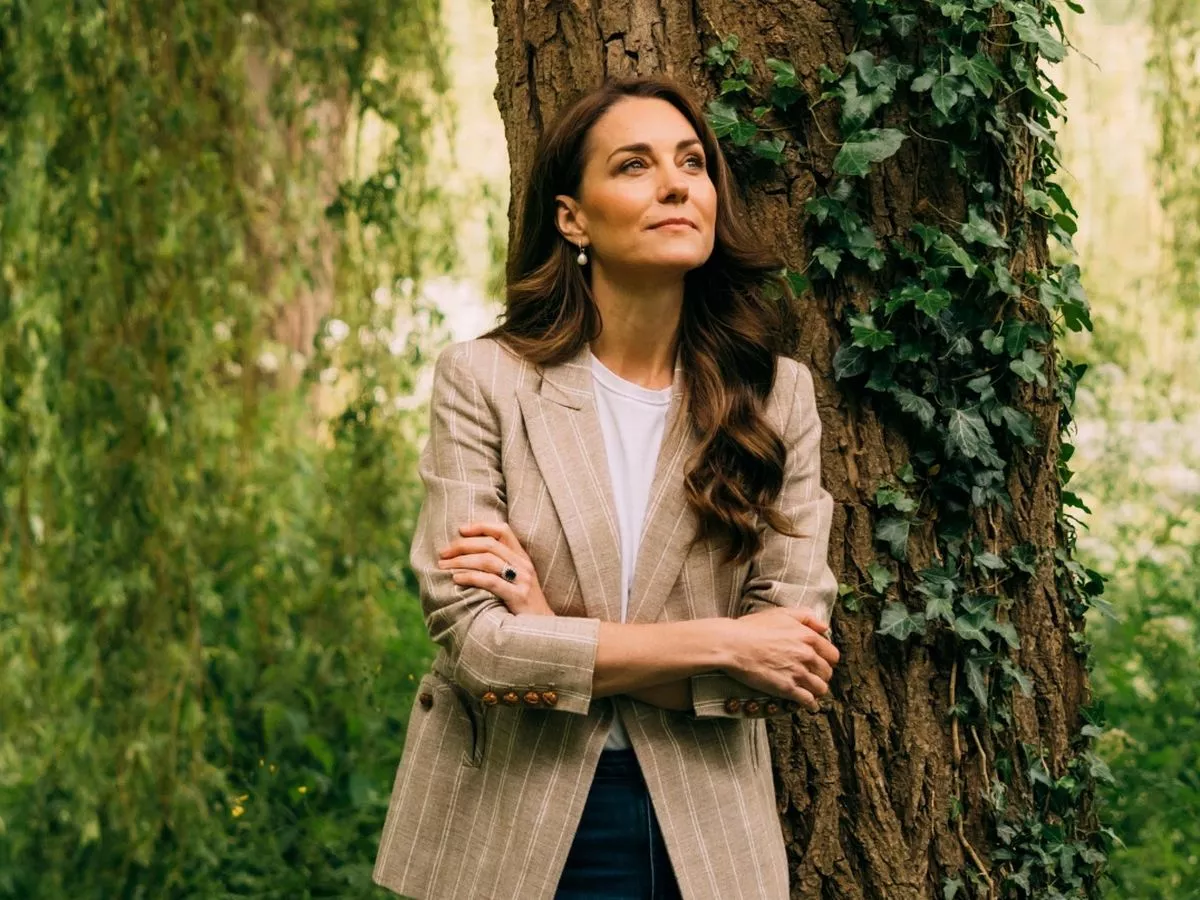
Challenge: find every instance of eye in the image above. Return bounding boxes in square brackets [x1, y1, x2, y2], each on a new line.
[685, 153, 705, 168]
[620, 158, 647, 172]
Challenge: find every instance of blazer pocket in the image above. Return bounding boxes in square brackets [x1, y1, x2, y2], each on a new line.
[427, 671, 488, 768]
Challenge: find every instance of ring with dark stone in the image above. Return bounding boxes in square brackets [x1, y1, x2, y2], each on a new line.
[502, 566, 518, 583]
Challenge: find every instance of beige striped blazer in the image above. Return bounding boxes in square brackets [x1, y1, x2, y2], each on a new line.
[372, 336, 838, 900]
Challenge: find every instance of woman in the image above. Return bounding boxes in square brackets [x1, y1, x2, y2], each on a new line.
[372, 76, 841, 900]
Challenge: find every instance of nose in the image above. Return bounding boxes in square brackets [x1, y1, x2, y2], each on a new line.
[658, 164, 689, 203]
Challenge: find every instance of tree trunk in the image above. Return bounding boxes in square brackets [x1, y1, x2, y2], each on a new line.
[491, 2, 1104, 898]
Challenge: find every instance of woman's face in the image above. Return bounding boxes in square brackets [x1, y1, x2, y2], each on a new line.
[557, 96, 717, 278]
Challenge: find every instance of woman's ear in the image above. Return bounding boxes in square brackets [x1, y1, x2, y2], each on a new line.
[554, 194, 586, 244]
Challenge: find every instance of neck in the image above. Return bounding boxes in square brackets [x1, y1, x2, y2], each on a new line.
[587, 263, 683, 390]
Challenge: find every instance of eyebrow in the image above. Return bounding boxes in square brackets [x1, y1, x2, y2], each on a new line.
[606, 138, 704, 163]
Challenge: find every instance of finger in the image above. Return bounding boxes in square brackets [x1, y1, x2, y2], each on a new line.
[450, 569, 518, 607]
[793, 668, 831, 704]
[439, 536, 522, 569]
[459, 521, 524, 555]
[437, 552, 510, 578]
[797, 654, 834, 688]
[787, 684, 821, 713]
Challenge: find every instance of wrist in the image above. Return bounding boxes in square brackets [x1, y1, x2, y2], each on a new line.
[699, 617, 741, 675]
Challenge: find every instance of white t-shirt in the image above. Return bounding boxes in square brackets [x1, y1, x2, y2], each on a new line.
[589, 352, 673, 750]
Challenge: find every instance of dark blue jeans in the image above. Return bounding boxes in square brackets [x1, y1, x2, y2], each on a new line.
[555, 748, 684, 899]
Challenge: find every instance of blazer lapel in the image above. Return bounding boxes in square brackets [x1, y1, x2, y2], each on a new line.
[517, 344, 624, 623]
[626, 364, 700, 625]
[517, 342, 701, 627]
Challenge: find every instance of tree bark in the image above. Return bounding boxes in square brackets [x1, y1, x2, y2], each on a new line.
[491, 2, 1096, 898]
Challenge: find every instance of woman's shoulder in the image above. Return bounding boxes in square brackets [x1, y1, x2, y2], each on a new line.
[433, 336, 531, 382]
[768, 354, 816, 418]
[429, 336, 539, 412]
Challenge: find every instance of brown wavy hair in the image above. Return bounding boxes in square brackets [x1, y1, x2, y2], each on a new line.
[483, 75, 805, 565]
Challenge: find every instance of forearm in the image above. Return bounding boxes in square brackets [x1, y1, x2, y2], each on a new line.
[591, 618, 732, 699]
[625, 678, 693, 711]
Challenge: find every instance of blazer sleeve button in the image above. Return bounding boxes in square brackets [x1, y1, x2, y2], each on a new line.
[765, 701, 780, 715]
[541, 690, 558, 707]
[744, 700, 761, 716]
[723, 698, 741, 714]
[523, 690, 542, 707]
[418, 692, 433, 710]
[502, 690, 521, 705]
[481, 691, 499, 706]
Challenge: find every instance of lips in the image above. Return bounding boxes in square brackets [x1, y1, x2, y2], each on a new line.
[649, 218, 696, 229]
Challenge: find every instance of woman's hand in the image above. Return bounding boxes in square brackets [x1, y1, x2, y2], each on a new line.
[437, 521, 555, 617]
[723, 607, 840, 713]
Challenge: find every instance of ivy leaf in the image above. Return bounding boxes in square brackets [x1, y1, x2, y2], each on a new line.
[875, 516, 911, 561]
[944, 406, 994, 461]
[933, 233, 978, 277]
[721, 78, 749, 95]
[850, 313, 895, 350]
[868, 562, 895, 594]
[1000, 658, 1034, 697]
[890, 13, 918, 37]
[965, 53, 1002, 97]
[784, 270, 810, 296]
[965, 655, 989, 710]
[877, 602, 926, 641]
[925, 593, 955, 624]
[944, 876, 965, 900]
[931, 74, 959, 115]
[1009, 544, 1038, 576]
[999, 406, 1037, 446]
[953, 612, 993, 647]
[895, 388, 936, 428]
[974, 550, 1006, 571]
[766, 58, 803, 109]
[753, 137, 786, 162]
[833, 343, 869, 380]
[814, 246, 844, 276]
[707, 100, 742, 138]
[766, 57, 799, 87]
[911, 70, 937, 93]
[915, 287, 951, 318]
[984, 618, 1021, 650]
[1013, 12, 1066, 62]
[834, 128, 907, 177]
[875, 485, 917, 513]
[960, 208, 1008, 248]
[1009, 349, 1048, 387]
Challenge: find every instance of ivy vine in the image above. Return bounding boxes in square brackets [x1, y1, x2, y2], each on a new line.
[703, 2, 1115, 897]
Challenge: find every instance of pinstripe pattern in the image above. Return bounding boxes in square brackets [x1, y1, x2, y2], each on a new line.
[372, 337, 838, 900]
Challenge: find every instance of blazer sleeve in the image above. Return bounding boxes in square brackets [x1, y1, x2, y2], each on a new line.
[689, 360, 839, 719]
[411, 344, 603, 715]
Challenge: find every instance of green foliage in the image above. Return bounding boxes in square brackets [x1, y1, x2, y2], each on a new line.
[1149, 0, 1200, 312]
[0, 1, 451, 896]
[1086, 515, 1200, 898]
[703, 0, 1112, 896]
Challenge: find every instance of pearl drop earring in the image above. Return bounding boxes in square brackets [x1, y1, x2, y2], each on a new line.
[576, 241, 588, 265]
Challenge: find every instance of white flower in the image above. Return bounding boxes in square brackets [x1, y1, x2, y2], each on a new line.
[373, 386, 388, 405]
[256, 351, 279, 373]
[372, 287, 392, 307]
[213, 321, 232, 342]
[319, 367, 339, 385]
[388, 335, 408, 356]
[358, 326, 375, 347]
[326, 318, 350, 342]
[224, 361, 243, 378]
